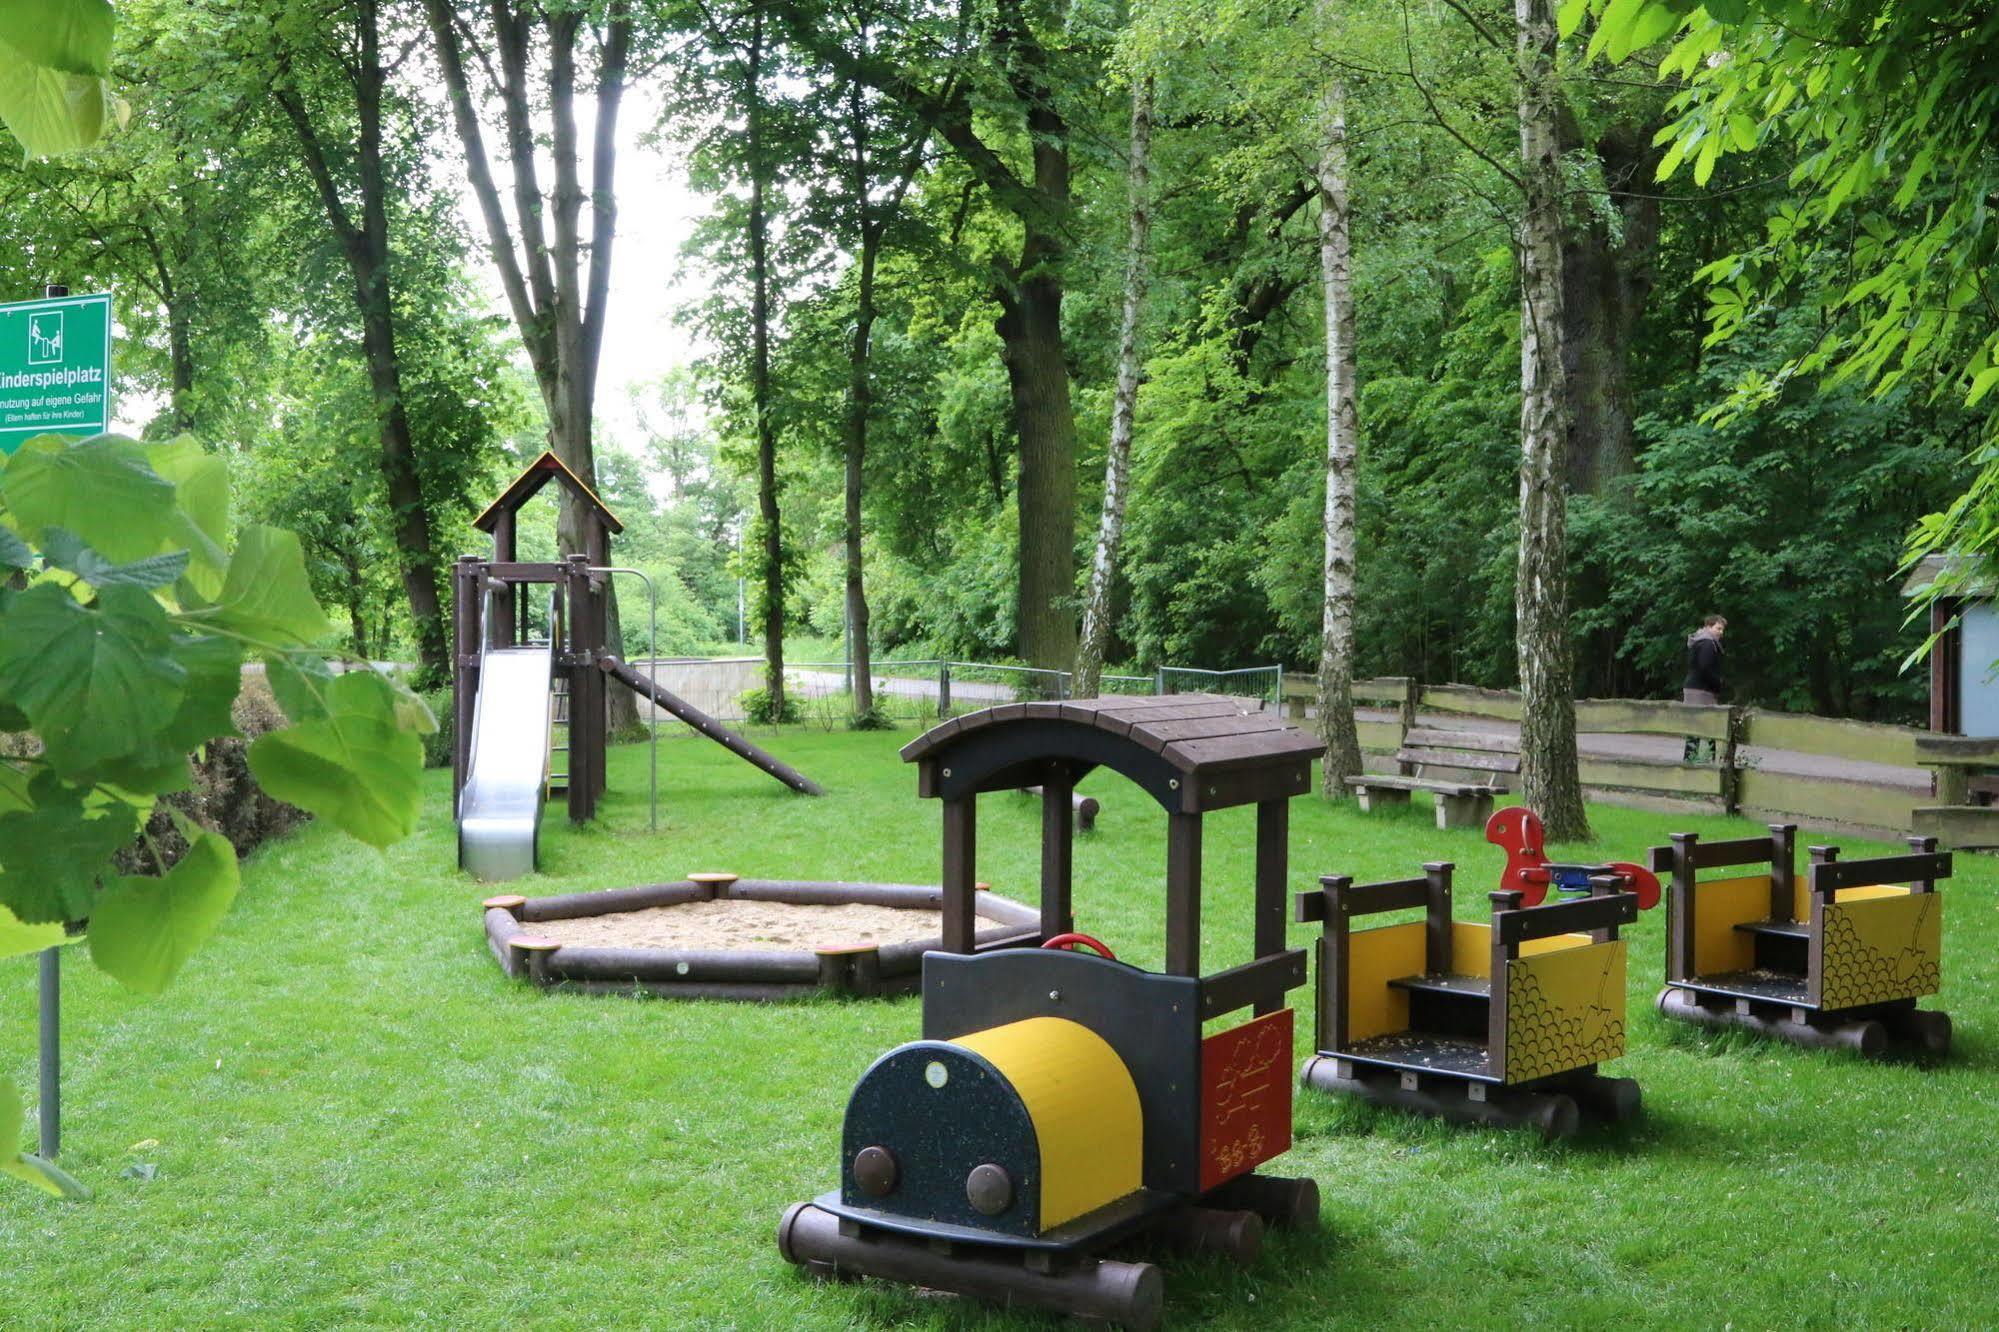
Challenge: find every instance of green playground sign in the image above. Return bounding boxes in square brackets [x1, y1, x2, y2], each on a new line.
[0, 292, 112, 455]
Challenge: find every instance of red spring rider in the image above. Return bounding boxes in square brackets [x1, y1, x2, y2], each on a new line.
[1484, 807, 1660, 910]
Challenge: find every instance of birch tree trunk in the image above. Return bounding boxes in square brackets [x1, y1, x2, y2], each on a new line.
[1073, 73, 1154, 700]
[1314, 65, 1364, 796]
[746, 12, 787, 716]
[1514, 0, 1589, 840]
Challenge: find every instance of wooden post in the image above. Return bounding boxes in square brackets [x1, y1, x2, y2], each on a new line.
[938, 662, 952, 718]
[1040, 769, 1074, 939]
[1666, 832, 1698, 983]
[1165, 811, 1202, 977]
[1314, 875, 1351, 1054]
[1488, 890, 1523, 1083]
[491, 511, 516, 644]
[1906, 834, 1940, 892]
[566, 556, 598, 823]
[1768, 823, 1797, 922]
[1586, 873, 1621, 943]
[1721, 705, 1744, 813]
[1422, 862, 1453, 975]
[941, 797, 977, 954]
[1253, 800, 1287, 1014]
[451, 555, 480, 801]
[1806, 844, 1839, 1007]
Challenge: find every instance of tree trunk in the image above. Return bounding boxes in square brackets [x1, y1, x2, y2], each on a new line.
[1314, 66, 1365, 797]
[845, 200, 877, 721]
[166, 308, 195, 434]
[1559, 122, 1661, 493]
[274, 0, 446, 677]
[422, 0, 638, 726]
[997, 266, 1078, 673]
[747, 15, 786, 715]
[340, 543, 369, 659]
[1074, 74, 1154, 701]
[1514, 0, 1589, 841]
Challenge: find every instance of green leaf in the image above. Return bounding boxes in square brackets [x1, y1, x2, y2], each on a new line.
[40, 527, 190, 590]
[3, 435, 179, 564]
[0, 523, 28, 568]
[0, 900, 64, 959]
[211, 526, 331, 648]
[1557, 0, 1590, 39]
[0, 44, 105, 157]
[148, 436, 229, 596]
[0, 774, 139, 923]
[0, 0, 112, 77]
[1, 1078, 91, 1199]
[1703, 0, 1748, 20]
[162, 632, 243, 750]
[248, 670, 422, 848]
[265, 652, 336, 723]
[0, 582, 187, 777]
[89, 830, 240, 994]
[1967, 366, 1999, 407]
[3, 1151, 91, 1198]
[1594, 0, 1680, 61]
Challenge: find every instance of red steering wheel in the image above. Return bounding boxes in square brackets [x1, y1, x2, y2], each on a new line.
[1040, 932, 1118, 961]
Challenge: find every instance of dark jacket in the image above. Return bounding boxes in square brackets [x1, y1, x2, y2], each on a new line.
[1684, 630, 1724, 695]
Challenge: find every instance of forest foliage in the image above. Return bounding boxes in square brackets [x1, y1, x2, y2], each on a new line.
[0, 0, 1987, 730]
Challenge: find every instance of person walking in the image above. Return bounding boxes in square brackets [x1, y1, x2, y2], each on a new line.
[1683, 614, 1726, 761]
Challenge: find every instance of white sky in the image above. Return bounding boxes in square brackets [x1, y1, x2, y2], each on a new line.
[458, 85, 710, 455]
[106, 85, 711, 458]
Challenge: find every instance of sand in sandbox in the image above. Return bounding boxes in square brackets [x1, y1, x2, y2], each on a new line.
[528, 897, 948, 953]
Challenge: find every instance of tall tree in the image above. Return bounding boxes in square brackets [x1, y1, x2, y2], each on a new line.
[1074, 72, 1154, 700]
[1513, 0, 1588, 839]
[743, 9, 787, 714]
[263, 0, 452, 674]
[422, 0, 641, 721]
[1313, 43, 1364, 796]
[776, 0, 1087, 669]
[827, 12, 926, 724]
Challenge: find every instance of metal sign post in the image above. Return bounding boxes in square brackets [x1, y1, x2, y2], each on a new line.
[37, 948, 57, 1158]
[0, 285, 112, 455]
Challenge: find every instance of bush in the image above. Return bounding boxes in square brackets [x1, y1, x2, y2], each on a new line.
[849, 705, 894, 732]
[419, 686, 456, 770]
[738, 686, 800, 725]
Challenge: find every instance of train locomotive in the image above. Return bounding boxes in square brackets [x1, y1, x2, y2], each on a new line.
[778, 694, 1327, 1329]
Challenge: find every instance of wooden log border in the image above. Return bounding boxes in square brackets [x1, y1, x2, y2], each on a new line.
[482, 878, 1042, 1000]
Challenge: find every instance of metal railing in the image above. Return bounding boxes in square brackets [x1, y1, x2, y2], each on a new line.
[632, 656, 1283, 726]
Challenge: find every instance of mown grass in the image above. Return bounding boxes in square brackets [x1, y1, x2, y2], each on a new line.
[4, 726, 1996, 1329]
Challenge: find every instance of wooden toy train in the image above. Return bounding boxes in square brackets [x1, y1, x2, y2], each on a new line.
[1298, 808, 1661, 1137]
[1650, 825, 1953, 1057]
[778, 695, 1327, 1330]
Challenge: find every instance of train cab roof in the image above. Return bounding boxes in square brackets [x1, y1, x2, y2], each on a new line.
[902, 693, 1323, 815]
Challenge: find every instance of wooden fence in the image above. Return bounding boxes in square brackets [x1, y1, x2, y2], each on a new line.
[1280, 674, 1948, 840]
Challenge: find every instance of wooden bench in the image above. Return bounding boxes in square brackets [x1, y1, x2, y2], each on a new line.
[1346, 726, 1518, 829]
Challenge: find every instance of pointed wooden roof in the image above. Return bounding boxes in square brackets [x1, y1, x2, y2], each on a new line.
[474, 450, 623, 535]
[903, 693, 1323, 813]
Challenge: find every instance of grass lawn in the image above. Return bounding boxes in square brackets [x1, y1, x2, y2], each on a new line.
[4, 725, 1997, 1328]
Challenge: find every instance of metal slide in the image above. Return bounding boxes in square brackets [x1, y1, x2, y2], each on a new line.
[457, 642, 555, 882]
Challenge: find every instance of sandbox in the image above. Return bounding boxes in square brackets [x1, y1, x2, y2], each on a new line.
[482, 873, 1041, 1000]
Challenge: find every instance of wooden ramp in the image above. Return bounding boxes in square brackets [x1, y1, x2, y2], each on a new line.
[600, 656, 824, 796]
